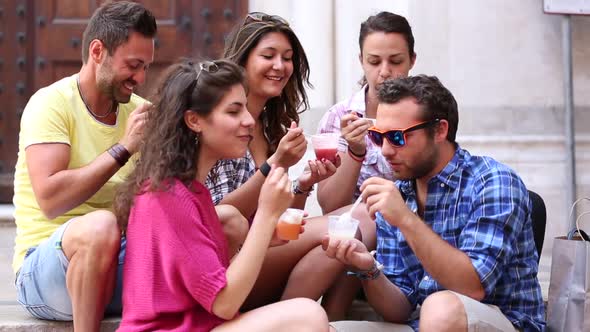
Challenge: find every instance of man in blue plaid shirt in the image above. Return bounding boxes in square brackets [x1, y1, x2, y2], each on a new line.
[326, 75, 545, 331]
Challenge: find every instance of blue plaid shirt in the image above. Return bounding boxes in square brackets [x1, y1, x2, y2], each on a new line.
[376, 147, 545, 331]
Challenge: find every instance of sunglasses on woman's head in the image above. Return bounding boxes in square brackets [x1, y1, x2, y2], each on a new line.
[185, 61, 220, 107]
[195, 61, 219, 83]
[245, 12, 289, 26]
[367, 119, 440, 147]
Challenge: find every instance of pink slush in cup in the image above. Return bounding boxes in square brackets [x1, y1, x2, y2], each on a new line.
[311, 133, 340, 163]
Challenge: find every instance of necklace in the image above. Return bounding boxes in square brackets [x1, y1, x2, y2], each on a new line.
[76, 76, 117, 119]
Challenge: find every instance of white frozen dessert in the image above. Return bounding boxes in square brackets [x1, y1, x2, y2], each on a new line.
[328, 215, 359, 240]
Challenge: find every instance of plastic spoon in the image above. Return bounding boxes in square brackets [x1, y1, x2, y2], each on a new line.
[340, 195, 363, 222]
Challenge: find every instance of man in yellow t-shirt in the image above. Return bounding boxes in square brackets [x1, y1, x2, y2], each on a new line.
[13, 2, 156, 330]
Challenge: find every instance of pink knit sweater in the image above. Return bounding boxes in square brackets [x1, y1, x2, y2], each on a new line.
[118, 179, 230, 331]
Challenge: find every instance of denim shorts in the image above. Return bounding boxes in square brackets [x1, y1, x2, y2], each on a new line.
[15, 218, 126, 321]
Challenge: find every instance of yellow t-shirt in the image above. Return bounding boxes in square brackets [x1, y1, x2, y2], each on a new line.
[12, 74, 145, 273]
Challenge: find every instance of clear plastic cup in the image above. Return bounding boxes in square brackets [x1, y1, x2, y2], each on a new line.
[276, 208, 305, 241]
[328, 215, 359, 240]
[311, 133, 340, 163]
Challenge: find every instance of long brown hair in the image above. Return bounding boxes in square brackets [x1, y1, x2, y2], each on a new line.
[114, 59, 246, 229]
[223, 12, 311, 154]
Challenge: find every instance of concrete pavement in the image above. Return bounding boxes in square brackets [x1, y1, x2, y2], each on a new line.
[0, 225, 16, 305]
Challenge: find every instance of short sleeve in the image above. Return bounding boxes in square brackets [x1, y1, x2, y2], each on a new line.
[234, 154, 255, 190]
[20, 88, 71, 148]
[206, 160, 234, 205]
[181, 259, 227, 314]
[206, 154, 255, 205]
[134, 186, 228, 313]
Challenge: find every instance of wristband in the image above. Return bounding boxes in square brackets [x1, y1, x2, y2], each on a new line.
[259, 160, 271, 177]
[107, 143, 131, 167]
[347, 147, 366, 162]
[292, 180, 314, 196]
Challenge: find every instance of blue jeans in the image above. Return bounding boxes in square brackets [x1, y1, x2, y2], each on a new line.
[15, 219, 126, 320]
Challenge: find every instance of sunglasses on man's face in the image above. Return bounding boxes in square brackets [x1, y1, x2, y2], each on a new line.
[367, 119, 440, 147]
[245, 12, 290, 26]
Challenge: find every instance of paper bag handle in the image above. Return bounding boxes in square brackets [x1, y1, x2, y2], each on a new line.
[569, 197, 590, 223]
[573, 211, 590, 241]
[568, 198, 590, 240]
[567, 198, 590, 241]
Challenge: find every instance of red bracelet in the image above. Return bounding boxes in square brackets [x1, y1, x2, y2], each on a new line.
[108, 143, 131, 167]
[347, 147, 365, 162]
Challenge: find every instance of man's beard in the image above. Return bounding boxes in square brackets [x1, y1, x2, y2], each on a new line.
[96, 60, 132, 104]
[393, 143, 439, 181]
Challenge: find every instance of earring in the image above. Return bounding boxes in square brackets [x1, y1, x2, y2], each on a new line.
[195, 132, 200, 145]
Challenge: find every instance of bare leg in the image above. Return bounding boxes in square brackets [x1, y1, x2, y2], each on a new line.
[281, 245, 345, 300]
[216, 204, 249, 258]
[62, 210, 120, 332]
[318, 205, 376, 320]
[241, 204, 375, 314]
[212, 298, 329, 332]
[279, 207, 370, 302]
[241, 215, 333, 310]
[321, 275, 361, 321]
[353, 204, 377, 251]
[419, 291, 467, 332]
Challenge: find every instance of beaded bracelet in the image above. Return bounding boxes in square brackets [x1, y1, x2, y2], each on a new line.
[107, 143, 130, 167]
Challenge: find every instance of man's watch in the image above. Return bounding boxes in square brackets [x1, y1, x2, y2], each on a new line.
[292, 180, 314, 196]
[346, 250, 384, 280]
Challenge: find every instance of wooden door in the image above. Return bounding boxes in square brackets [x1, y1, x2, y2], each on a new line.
[0, 0, 247, 203]
[0, 0, 30, 203]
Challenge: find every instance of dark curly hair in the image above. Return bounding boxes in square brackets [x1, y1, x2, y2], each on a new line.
[223, 12, 311, 155]
[114, 59, 246, 230]
[377, 75, 458, 142]
[82, 0, 157, 63]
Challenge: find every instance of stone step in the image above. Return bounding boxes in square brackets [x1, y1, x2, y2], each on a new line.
[0, 297, 547, 330]
[0, 301, 375, 331]
[0, 304, 120, 332]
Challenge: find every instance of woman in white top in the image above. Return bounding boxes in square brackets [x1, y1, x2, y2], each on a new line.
[317, 12, 417, 213]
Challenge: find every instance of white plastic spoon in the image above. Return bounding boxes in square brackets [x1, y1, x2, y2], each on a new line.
[340, 195, 363, 222]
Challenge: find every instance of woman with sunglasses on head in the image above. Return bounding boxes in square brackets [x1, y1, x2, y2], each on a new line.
[207, 12, 337, 214]
[317, 12, 416, 214]
[205, 12, 347, 314]
[115, 59, 330, 331]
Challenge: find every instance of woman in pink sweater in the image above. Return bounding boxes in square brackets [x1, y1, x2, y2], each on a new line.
[114, 59, 330, 331]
